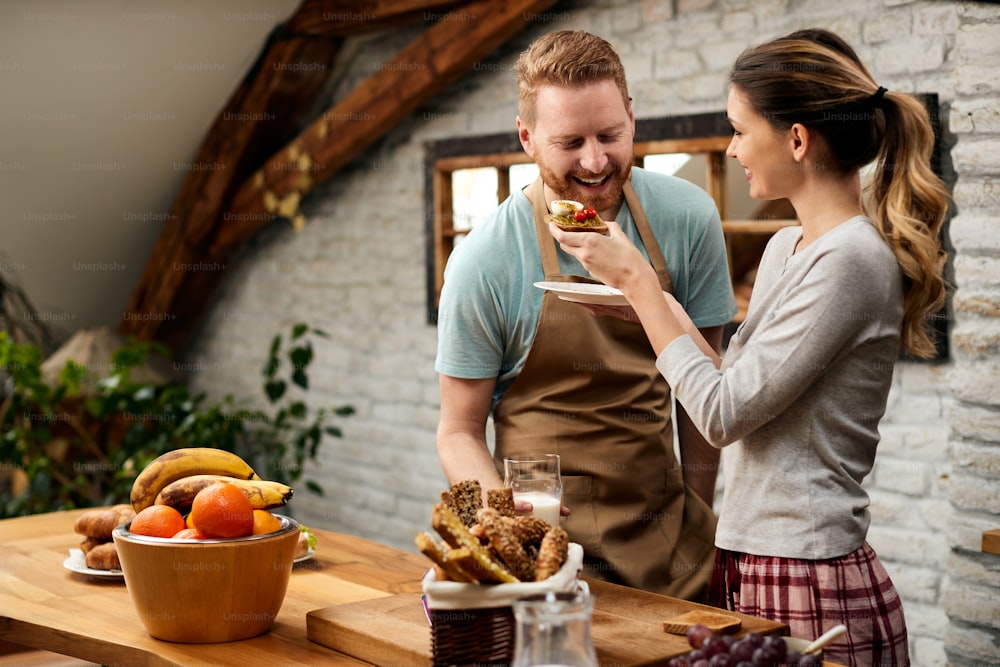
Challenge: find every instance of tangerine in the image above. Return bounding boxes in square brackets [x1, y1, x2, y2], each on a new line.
[130, 505, 186, 538]
[189, 482, 255, 538]
[172, 527, 208, 540]
[252, 510, 283, 535]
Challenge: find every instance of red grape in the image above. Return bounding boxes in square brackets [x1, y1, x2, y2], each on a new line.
[728, 639, 755, 662]
[751, 646, 779, 665]
[761, 636, 787, 662]
[687, 624, 713, 649]
[703, 636, 729, 657]
[673, 627, 805, 667]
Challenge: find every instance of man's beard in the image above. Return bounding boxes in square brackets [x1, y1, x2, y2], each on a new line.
[536, 156, 631, 215]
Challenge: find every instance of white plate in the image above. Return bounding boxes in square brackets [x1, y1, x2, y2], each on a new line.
[63, 548, 124, 579]
[534, 281, 628, 306]
[64, 546, 313, 577]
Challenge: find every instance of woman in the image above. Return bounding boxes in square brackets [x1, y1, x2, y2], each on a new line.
[549, 29, 947, 666]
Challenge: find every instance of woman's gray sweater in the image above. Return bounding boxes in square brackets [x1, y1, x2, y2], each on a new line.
[658, 216, 904, 559]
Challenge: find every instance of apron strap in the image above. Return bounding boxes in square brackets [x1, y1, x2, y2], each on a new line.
[531, 178, 563, 278]
[624, 181, 674, 295]
[530, 176, 675, 294]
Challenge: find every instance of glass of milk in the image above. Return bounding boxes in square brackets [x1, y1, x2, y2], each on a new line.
[503, 453, 562, 526]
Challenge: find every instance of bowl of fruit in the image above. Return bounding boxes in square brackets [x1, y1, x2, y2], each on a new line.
[112, 448, 300, 643]
[670, 624, 824, 666]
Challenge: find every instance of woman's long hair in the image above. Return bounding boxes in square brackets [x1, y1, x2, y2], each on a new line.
[730, 29, 948, 358]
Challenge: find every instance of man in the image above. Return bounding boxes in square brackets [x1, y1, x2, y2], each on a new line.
[434, 30, 737, 600]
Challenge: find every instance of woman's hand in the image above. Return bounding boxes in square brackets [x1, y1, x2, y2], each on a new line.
[548, 220, 653, 293]
[550, 219, 697, 357]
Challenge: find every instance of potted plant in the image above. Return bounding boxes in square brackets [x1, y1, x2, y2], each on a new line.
[0, 323, 351, 518]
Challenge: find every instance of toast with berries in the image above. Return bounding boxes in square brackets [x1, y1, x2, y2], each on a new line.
[546, 199, 608, 234]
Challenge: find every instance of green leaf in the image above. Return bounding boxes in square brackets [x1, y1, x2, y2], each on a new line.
[291, 323, 309, 339]
[291, 369, 308, 390]
[305, 479, 324, 496]
[265, 379, 286, 402]
[133, 385, 155, 401]
[289, 344, 312, 368]
[264, 335, 282, 378]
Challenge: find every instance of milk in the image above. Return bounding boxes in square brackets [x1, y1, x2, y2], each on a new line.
[515, 491, 562, 526]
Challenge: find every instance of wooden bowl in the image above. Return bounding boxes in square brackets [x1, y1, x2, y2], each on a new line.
[112, 514, 299, 643]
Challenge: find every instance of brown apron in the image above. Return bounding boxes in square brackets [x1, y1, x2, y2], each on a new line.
[492, 178, 717, 600]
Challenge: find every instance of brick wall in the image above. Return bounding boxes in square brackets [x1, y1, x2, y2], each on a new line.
[942, 4, 1000, 665]
[185, 1, 1000, 663]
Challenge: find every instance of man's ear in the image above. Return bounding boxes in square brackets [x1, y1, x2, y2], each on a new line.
[516, 116, 535, 158]
[789, 123, 810, 163]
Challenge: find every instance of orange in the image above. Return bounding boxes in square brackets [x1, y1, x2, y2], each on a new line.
[130, 505, 186, 538]
[172, 527, 208, 540]
[189, 482, 255, 538]
[185, 512, 195, 529]
[252, 510, 282, 535]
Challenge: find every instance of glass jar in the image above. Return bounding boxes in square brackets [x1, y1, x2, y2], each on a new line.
[511, 589, 597, 667]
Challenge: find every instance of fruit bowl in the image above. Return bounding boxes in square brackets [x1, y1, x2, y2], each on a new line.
[112, 514, 300, 643]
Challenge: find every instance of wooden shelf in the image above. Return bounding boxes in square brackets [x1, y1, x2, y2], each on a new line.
[983, 529, 1000, 555]
[722, 219, 799, 234]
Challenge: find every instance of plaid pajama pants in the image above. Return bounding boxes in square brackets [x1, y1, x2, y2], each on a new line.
[708, 542, 909, 666]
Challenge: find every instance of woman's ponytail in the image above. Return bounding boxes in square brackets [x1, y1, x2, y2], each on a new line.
[868, 92, 948, 358]
[730, 28, 949, 358]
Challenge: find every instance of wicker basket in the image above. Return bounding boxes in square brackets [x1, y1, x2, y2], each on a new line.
[422, 543, 584, 667]
[429, 605, 515, 666]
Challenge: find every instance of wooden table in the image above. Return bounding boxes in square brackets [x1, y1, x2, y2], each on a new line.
[0, 508, 787, 666]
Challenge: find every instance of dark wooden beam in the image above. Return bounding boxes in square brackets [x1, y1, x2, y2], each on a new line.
[283, 0, 468, 36]
[120, 2, 342, 345]
[215, 0, 558, 254]
[121, 0, 557, 353]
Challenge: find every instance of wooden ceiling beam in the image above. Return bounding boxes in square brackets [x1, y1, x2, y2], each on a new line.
[120, 6, 342, 345]
[121, 0, 557, 352]
[215, 0, 558, 254]
[284, 0, 469, 36]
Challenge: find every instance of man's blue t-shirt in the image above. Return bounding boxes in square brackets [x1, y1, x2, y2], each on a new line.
[435, 167, 738, 408]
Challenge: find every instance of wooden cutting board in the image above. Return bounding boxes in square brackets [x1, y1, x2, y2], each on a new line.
[306, 580, 787, 667]
[307, 593, 432, 666]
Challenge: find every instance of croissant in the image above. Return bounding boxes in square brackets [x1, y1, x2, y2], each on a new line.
[73, 504, 136, 540]
[79, 536, 104, 554]
[85, 541, 121, 570]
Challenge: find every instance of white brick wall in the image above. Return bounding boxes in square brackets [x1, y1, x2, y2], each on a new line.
[942, 4, 1000, 665]
[186, 1, 1000, 664]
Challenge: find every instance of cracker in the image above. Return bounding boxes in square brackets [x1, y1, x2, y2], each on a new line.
[486, 486, 516, 518]
[443, 479, 483, 527]
[662, 610, 742, 635]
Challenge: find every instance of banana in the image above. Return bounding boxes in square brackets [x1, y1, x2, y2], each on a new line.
[130, 448, 261, 512]
[154, 474, 293, 512]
